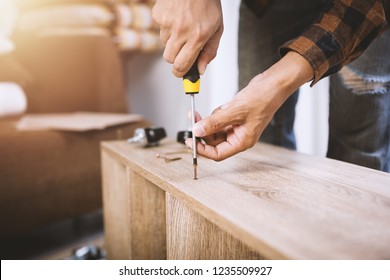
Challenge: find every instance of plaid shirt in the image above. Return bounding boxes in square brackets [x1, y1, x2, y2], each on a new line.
[247, 0, 390, 85]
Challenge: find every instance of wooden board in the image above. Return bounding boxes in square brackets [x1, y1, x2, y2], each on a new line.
[102, 151, 166, 259]
[166, 193, 264, 260]
[102, 139, 390, 259]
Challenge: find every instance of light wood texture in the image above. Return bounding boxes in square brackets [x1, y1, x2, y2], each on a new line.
[101, 139, 390, 259]
[101, 150, 131, 259]
[166, 193, 263, 260]
[127, 169, 166, 259]
[102, 149, 166, 259]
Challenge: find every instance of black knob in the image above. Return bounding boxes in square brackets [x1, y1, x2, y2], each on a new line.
[177, 130, 193, 145]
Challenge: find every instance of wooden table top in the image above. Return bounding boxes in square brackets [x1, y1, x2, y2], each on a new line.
[101, 139, 390, 259]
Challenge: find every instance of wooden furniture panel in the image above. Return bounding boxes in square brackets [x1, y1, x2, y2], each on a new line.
[102, 150, 166, 260]
[166, 193, 263, 260]
[101, 139, 390, 259]
[128, 170, 166, 260]
[101, 150, 131, 259]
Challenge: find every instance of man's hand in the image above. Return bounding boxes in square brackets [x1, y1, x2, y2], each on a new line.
[185, 51, 314, 161]
[152, 0, 223, 77]
[186, 77, 282, 161]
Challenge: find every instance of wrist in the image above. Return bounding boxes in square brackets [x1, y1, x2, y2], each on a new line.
[269, 51, 313, 95]
[249, 51, 313, 105]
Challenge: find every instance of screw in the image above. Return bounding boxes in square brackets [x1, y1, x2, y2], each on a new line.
[155, 153, 182, 163]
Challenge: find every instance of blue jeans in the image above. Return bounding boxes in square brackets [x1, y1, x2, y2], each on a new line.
[239, 0, 390, 172]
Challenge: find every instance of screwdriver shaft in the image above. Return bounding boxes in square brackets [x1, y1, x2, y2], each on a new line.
[190, 94, 198, 180]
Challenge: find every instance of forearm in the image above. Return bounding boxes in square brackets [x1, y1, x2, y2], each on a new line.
[249, 51, 314, 108]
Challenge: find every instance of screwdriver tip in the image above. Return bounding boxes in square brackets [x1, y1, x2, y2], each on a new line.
[193, 164, 198, 180]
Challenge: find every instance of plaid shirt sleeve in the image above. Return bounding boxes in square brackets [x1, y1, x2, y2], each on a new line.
[279, 0, 389, 85]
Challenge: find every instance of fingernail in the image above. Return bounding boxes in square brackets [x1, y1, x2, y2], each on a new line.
[200, 64, 207, 75]
[193, 123, 205, 137]
[185, 138, 192, 148]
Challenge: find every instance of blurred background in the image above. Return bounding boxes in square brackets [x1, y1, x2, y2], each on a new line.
[0, 0, 329, 259]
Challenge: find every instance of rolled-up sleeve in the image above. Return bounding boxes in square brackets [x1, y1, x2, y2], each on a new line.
[279, 0, 388, 85]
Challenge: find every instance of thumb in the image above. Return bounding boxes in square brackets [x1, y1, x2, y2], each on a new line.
[193, 104, 244, 137]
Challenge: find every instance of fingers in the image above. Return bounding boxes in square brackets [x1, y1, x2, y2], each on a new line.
[188, 111, 226, 146]
[172, 23, 223, 76]
[163, 36, 202, 77]
[152, 0, 224, 77]
[196, 141, 239, 161]
[197, 105, 228, 146]
[185, 132, 226, 152]
[194, 111, 202, 123]
[163, 36, 185, 64]
[172, 43, 202, 77]
[185, 98, 261, 160]
[185, 131, 244, 161]
[185, 103, 248, 160]
[160, 29, 169, 45]
[193, 104, 244, 138]
[198, 24, 223, 75]
[186, 110, 202, 122]
[199, 131, 227, 147]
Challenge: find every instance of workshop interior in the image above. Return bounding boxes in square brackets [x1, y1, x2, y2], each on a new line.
[1, 0, 389, 260]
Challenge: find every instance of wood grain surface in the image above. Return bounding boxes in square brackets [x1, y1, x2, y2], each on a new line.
[101, 139, 390, 259]
[102, 150, 131, 259]
[128, 169, 167, 259]
[102, 151, 166, 259]
[166, 193, 263, 260]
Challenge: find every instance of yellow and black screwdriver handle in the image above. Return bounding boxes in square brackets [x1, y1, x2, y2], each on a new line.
[183, 59, 200, 94]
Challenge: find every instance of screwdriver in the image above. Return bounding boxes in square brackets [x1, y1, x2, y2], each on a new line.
[183, 60, 200, 180]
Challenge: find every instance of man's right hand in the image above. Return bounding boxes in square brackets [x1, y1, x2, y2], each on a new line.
[152, 0, 223, 77]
